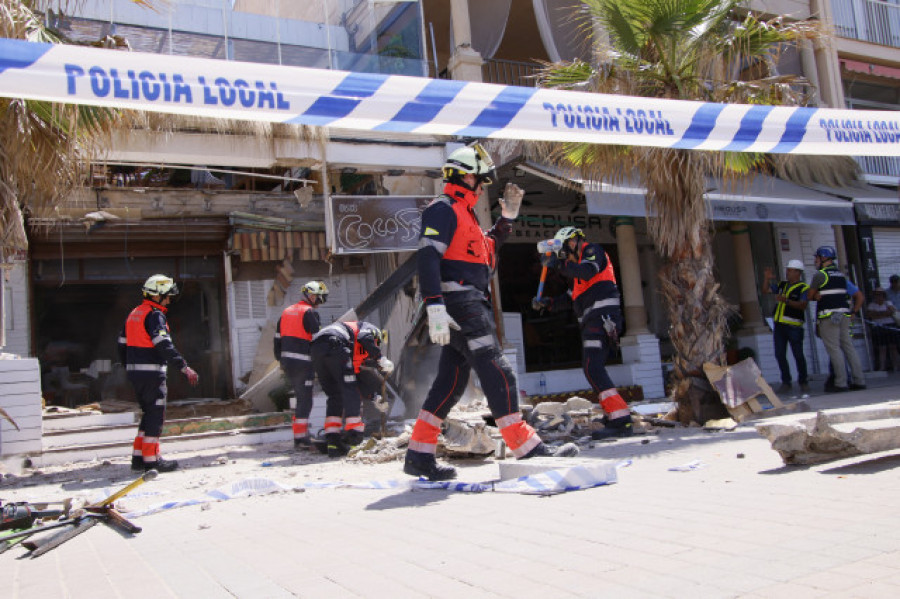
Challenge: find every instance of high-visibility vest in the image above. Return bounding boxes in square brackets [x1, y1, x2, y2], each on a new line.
[815, 266, 850, 318]
[280, 301, 314, 340]
[572, 244, 617, 300]
[773, 281, 809, 326]
[126, 300, 166, 349]
[440, 189, 496, 270]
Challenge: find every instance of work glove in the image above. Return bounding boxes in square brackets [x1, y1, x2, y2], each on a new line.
[499, 182, 524, 219]
[182, 366, 199, 386]
[377, 357, 394, 375]
[602, 315, 620, 348]
[532, 296, 552, 313]
[373, 394, 390, 413]
[427, 304, 460, 346]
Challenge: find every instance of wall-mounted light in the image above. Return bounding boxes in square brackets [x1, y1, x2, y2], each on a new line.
[424, 169, 442, 179]
[341, 167, 358, 175]
[386, 169, 405, 177]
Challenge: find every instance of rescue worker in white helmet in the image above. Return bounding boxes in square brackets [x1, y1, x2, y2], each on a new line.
[533, 227, 633, 439]
[117, 274, 199, 472]
[405, 143, 578, 482]
[310, 320, 393, 457]
[274, 281, 328, 449]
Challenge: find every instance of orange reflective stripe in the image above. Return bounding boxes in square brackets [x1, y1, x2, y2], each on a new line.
[292, 417, 309, 435]
[324, 416, 342, 433]
[410, 411, 442, 453]
[344, 417, 364, 432]
[132, 435, 143, 457]
[417, 409, 443, 429]
[141, 437, 160, 459]
[600, 389, 629, 418]
[498, 415, 541, 457]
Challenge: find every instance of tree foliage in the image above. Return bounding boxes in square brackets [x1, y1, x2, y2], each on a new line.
[533, 0, 824, 422]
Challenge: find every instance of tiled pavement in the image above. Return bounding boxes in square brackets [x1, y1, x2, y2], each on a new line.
[3, 377, 900, 598]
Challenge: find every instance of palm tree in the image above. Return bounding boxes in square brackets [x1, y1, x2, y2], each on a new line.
[534, 0, 823, 423]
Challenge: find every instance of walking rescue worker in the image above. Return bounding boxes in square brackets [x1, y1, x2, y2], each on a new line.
[808, 246, 866, 392]
[117, 274, 198, 473]
[405, 143, 578, 482]
[762, 260, 810, 397]
[274, 281, 328, 449]
[533, 227, 633, 439]
[310, 320, 393, 457]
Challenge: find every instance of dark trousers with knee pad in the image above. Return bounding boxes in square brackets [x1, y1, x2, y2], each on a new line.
[580, 311, 621, 394]
[283, 362, 314, 419]
[421, 300, 519, 420]
[311, 337, 363, 432]
[129, 374, 167, 463]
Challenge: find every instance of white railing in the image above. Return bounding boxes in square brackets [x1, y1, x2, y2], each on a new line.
[831, 0, 900, 47]
[854, 155, 900, 177]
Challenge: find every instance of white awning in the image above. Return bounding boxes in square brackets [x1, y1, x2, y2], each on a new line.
[801, 182, 898, 204]
[521, 162, 855, 224]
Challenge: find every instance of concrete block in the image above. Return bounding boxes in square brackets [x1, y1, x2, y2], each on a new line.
[755, 401, 900, 465]
[498, 457, 618, 483]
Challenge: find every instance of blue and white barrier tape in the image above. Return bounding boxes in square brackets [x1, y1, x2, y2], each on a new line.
[120, 462, 626, 518]
[0, 38, 898, 156]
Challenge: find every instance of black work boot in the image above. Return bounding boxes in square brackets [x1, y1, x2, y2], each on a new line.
[521, 441, 580, 459]
[591, 415, 634, 440]
[131, 456, 144, 471]
[326, 433, 348, 458]
[343, 429, 365, 448]
[403, 449, 457, 481]
[293, 436, 312, 450]
[145, 457, 178, 473]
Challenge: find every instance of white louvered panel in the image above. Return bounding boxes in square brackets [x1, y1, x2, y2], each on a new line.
[233, 280, 252, 320]
[235, 325, 262, 378]
[250, 280, 268, 319]
[874, 228, 900, 286]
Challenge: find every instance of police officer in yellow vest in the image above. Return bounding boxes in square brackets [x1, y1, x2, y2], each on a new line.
[763, 260, 810, 397]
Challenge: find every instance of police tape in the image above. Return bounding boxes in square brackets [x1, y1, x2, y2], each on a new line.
[121, 461, 630, 518]
[1, 37, 899, 156]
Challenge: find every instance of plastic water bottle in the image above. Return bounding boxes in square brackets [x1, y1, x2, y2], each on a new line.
[539, 373, 547, 395]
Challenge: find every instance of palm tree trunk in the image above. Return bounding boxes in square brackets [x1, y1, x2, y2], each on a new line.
[644, 150, 733, 424]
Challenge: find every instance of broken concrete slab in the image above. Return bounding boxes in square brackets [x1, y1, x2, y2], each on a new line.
[755, 401, 900, 465]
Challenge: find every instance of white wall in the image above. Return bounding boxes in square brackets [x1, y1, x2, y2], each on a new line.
[1, 261, 30, 357]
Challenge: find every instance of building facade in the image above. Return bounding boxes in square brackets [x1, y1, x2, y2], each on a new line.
[2, 0, 899, 415]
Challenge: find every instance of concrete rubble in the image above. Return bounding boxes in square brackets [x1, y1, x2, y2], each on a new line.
[755, 400, 900, 465]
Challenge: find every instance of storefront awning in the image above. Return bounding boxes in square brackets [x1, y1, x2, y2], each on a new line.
[521, 162, 855, 224]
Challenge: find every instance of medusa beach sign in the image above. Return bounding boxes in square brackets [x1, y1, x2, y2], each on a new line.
[1, 38, 900, 157]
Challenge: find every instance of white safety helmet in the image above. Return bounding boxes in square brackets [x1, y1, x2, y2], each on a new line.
[301, 281, 329, 306]
[142, 274, 179, 298]
[786, 259, 805, 271]
[442, 143, 495, 186]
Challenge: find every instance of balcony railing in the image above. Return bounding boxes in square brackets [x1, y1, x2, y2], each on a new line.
[854, 155, 900, 178]
[831, 0, 900, 48]
[482, 59, 541, 87]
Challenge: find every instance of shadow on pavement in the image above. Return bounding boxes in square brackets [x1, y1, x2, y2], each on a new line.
[365, 487, 452, 510]
[819, 452, 900, 475]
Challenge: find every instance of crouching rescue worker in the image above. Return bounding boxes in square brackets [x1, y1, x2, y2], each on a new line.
[118, 275, 199, 472]
[274, 281, 328, 449]
[533, 227, 633, 439]
[405, 143, 578, 482]
[310, 320, 393, 457]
